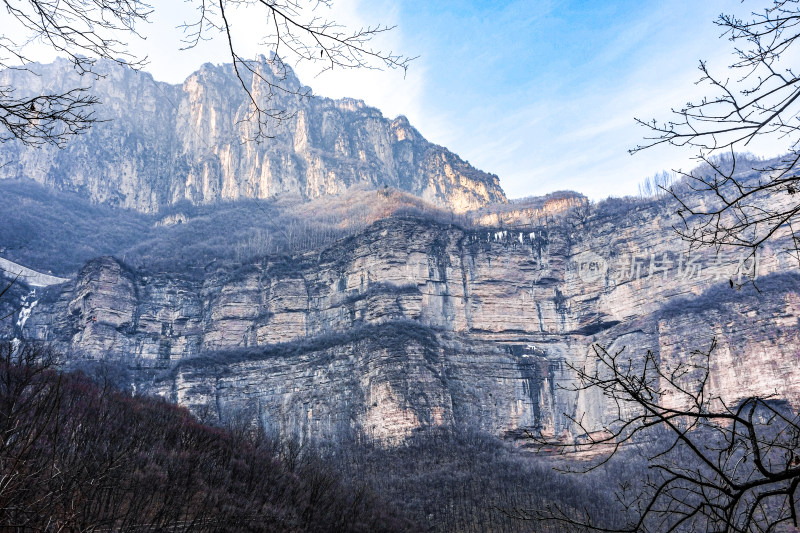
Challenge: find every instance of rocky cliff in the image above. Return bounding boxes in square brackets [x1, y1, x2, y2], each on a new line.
[18, 196, 800, 443]
[0, 58, 505, 212]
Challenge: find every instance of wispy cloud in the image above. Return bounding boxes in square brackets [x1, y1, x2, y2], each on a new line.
[403, 0, 753, 200]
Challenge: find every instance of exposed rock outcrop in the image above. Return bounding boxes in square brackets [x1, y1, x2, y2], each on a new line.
[4, 59, 796, 444]
[0, 58, 505, 212]
[20, 200, 800, 443]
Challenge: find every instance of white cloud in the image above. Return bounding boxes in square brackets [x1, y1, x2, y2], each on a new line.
[425, 4, 754, 201]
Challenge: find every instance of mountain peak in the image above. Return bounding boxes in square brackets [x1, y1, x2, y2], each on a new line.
[0, 59, 506, 212]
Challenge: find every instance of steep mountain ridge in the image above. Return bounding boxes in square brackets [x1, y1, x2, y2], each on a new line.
[2, 59, 797, 446]
[0, 58, 505, 212]
[16, 196, 800, 444]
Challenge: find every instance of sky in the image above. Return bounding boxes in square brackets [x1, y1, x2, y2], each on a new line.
[5, 0, 787, 200]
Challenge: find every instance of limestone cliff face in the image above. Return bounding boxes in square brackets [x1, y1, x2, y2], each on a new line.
[21, 199, 800, 442]
[0, 59, 505, 212]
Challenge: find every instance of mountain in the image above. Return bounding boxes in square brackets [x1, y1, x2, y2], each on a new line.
[1, 57, 797, 448]
[0, 57, 505, 212]
[14, 183, 800, 444]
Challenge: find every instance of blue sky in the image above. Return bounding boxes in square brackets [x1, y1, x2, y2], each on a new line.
[10, 0, 782, 199]
[383, 0, 742, 199]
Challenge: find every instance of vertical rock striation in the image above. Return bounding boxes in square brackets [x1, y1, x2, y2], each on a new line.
[21, 201, 800, 443]
[0, 58, 505, 212]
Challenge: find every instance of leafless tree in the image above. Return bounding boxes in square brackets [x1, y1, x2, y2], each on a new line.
[549, 6, 800, 531]
[638, 171, 677, 200]
[1, 0, 151, 146]
[1, 0, 412, 145]
[524, 340, 800, 532]
[631, 1, 800, 265]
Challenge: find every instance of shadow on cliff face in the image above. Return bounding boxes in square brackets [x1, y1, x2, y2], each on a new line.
[657, 271, 800, 319]
[164, 319, 439, 372]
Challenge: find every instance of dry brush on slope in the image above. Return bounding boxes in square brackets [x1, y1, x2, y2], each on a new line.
[0, 339, 409, 532]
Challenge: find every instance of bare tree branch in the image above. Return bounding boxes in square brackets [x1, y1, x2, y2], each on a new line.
[178, 0, 414, 141]
[0, 0, 151, 146]
[0, 1, 413, 145]
[632, 1, 800, 266]
[527, 341, 800, 532]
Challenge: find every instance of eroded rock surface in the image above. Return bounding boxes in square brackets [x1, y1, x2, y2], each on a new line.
[0, 58, 505, 213]
[21, 201, 800, 443]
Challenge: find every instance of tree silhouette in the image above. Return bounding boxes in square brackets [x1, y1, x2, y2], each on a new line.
[581, 4, 800, 528]
[632, 1, 800, 266]
[526, 341, 800, 532]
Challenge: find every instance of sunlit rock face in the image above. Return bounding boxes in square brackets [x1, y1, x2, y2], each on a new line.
[0, 58, 505, 212]
[4, 59, 797, 444]
[21, 198, 800, 443]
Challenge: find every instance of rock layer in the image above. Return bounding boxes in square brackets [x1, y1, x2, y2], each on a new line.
[20, 200, 800, 442]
